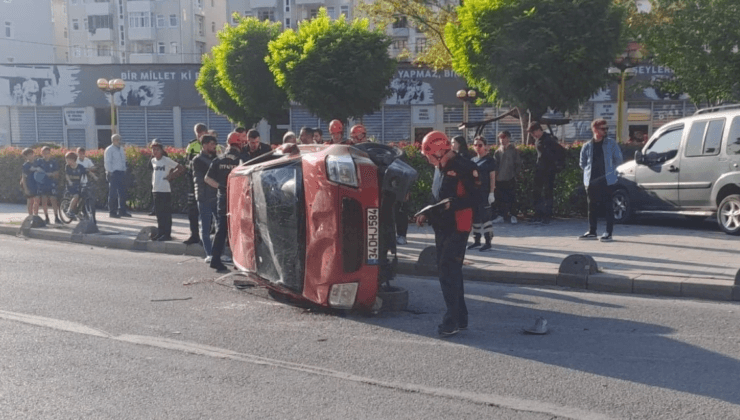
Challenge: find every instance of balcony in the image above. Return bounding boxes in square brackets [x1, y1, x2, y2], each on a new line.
[89, 28, 112, 42]
[128, 27, 156, 40]
[89, 55, 115, 65]
[391, 27, 409, 37]
[127, 0, 154, 13]
[294, 0, 323, 5]
[129, 53, 156, 64]
[85, 2, 111, 16]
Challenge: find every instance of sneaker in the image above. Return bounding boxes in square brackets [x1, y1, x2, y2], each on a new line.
[467, 242, 481, 250]
[211, 263, 230, 273]
[437, 324, 460, 337]
[491, 216, 504, 224]
[109, 213, 121, 219]
[600, 233, 613, 242]
[396, 236, 407, 245]
[183, 237, 201, 245]
[479, 243, 492, 251]
[204, 256, 212, 264]
[119, 212, 133, 217]
[221, 255, 233, 263]
[510, 216, 518, 224]
[578, 231, 598, 240]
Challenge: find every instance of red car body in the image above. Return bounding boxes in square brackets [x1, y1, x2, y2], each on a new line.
[228, 144, 385, 310]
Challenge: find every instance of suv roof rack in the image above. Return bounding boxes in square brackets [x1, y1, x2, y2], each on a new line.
[694, 104, 740, 115]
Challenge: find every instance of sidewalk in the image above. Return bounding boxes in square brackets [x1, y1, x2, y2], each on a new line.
[1, 203, 738, 302]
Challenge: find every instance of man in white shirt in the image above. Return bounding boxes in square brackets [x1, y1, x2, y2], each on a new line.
[103, 134, 131, 218]
[150, 139, 185, 241]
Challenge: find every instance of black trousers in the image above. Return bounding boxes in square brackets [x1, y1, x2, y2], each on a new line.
[395, 201, 408, 237]
[210, 194, 228, 265]
[493, 180, 516, 219]
[187, 191, 200, 240]
[434, 229, 469, 330]
[153, 192, 172, 238]
[532, 168, 554, 218]
[587, 182, 614, 234]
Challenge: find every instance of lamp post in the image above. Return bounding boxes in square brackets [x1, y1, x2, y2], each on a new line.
[96, 78, 126, 135]
[608, 42, 643, 143]
[456, 88, 477, 140]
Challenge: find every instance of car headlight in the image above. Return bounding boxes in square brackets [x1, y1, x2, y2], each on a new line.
[328, 282, 359, 309]
[326, 155, 358, 187]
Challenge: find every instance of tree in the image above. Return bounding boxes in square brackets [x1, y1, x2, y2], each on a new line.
[267, 9, 397, 123]
[208, 16, 288, 127]
[357, 0, 456, 69]
[445, 0, 623, 137]
[195, 55, 254, 126]
[630, 0, 740, 106]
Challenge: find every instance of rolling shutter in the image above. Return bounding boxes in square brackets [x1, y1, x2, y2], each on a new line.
[146, 108, 174, 145]
[206, 109, 234, 140]
[13, 108, 38, 145]
[360, 111, 382, 143]
[37, 108, 64, 145]
[383, 106, 411, 143]
[67, 129, 86, 148]
[181, 108, 208, 143]
[291, 107, 319, 135]
[118, 108, 147, 146]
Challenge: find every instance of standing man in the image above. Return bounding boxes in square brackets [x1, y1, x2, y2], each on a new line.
[104, 134, 131, 218]
[528, 122, 559, 224]
[469, 136, 497, 251]
[192, 135, 219, 262]
[205, 132, 243, 273]
[492, 130, 522, 224]
[578, 119, 623, 242]
[415, 131, 477, 337]
[312, 128, 323, 144]
[299, 127, 314, 144]
[243, 129, 271, 161]
[183, 123, 209, 245]
[150, 139, 185, 241]
[350, 124, 367, 144]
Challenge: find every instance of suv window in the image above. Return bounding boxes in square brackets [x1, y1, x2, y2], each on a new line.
[704, 119, 724, 155]
[685, 121, 706, 157]
[645, 125, 683, 163]
[685, 118, 724, 157]
[727, 116, 740, 155]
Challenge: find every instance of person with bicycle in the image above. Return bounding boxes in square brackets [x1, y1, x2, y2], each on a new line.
[63, 152, 86, 220]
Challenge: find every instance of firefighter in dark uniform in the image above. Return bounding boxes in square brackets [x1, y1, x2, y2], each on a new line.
[204, 132, 243, 273]
[416, 131, 478, 337]
[183, 123, 208, 245]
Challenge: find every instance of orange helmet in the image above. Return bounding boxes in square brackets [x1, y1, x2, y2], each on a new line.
[227, 131, 242, 146]
[350, 124, 366, 139]
[329, 119, 343, 134]
[421, 131, 451, 159]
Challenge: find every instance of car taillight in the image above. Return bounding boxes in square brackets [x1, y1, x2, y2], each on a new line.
[328, 282, 359, 309]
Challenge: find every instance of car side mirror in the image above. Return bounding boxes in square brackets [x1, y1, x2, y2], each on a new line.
[634, 150, 644, 164]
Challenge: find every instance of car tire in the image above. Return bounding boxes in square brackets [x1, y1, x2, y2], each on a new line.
[612, 189, 632, 224]
[716, 194, 740, 235]
[377, 285, 408, 312]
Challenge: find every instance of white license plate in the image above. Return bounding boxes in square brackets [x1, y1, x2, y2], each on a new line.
[367, 208, 379, 265]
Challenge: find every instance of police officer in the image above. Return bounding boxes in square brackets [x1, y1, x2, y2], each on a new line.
[416, 131, 478, 337]
[183, 123, 208, 245]
[205, 132, 243, 273]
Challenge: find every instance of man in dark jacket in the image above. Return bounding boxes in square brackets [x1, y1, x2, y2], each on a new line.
[416, 131, 478, 337]
[192, 135, 219, 262]
[241, 129, 271, 162]
[529, 122, 559, 224]
[183, 123, 208, 244]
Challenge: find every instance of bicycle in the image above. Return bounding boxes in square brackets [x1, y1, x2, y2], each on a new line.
[59, 185, 96, 224]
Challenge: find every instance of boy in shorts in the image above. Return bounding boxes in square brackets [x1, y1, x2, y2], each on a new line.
[20, 148, 40, 216]
[64, 152, 86, 219]
[35, 146, 61, 224]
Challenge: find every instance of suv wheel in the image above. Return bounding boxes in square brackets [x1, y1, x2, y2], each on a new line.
[612, 189, 632, 224]
[717, 194, 740, 235]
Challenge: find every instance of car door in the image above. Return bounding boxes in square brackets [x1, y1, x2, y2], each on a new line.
[678, 118, 726, 208]
[634, 124, 684, 209]
[726, 116, 740, 171]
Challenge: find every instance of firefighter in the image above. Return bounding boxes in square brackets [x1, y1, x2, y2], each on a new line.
[416, 131, 478, 337]
[350, 124, 367, 144]
[327, 119, 352, 144]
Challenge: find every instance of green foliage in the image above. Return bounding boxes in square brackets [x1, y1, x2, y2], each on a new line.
[210, 17, 289, 126]
[445, 0, 624, 119]
[196, 56, 254, 126]
[267, 9, 397, 122]
[635, 0, 740, 105]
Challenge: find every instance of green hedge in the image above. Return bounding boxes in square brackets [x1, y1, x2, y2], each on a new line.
[1, 142, 636, 217]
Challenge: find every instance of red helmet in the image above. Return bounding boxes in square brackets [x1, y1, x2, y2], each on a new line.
[350, 124, 366, 139]
[421, 131, 451, 158]
[329, 119, 343, 134]
[227, 131, 242, 146]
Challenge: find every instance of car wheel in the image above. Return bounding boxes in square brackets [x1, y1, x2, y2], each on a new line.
[716, 194, 740, 235]
[377, 285, 408, 312]
[612, 189, 632, 224]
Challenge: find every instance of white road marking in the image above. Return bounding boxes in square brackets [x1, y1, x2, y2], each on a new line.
[0, 308, 615, 420]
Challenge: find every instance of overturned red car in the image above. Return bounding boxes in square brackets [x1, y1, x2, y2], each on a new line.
[227, 142, 417, 311]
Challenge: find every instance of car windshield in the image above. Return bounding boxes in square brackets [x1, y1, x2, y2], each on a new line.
[251, 161, 305, 292]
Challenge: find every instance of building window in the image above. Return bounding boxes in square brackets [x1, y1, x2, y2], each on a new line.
[285, 18, 290, 28]
[64, 28, 68, 38]
[196, 41, 206, 56]
[285, 0, 289, 13]
[129, 12, 153, 28]
[340, 6, 349, 18]
[135, 42, 154, 53]
[74, 45, 81, 57]
[211, 21, 215, 32]
[84, 17, 88, 30]
[197, 15, 204, 35]
[393, 38, 407, 50]
[65, 52, 69, 62]
[244, 11, 253, 18]
[157, 14, 166, 27]
[196, 0, 203, 9]
[170, 42, 178, 54]
[169, 14, 178, 27]
[97, 44, 111, 56]
[392, 16, 408, 28]
[327, 7, 335, 19]
[89, 15, 113, 33]
[232, 14, 240, 24]
[415, 38, 427, 53]
[72, 19, 79, 30]
[310, 9, 317, 19]
[158, 42, 166, 54]
[257, 10, 274, 22]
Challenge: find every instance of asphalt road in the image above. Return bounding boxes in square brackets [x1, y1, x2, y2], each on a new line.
[2, 236, 740, 419]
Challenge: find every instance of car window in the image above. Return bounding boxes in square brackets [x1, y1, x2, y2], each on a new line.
[685, 121, 707, 157]
[645, 125, 683, 163]
[727, 116, 740, 155]
[703, 119, 724, 155]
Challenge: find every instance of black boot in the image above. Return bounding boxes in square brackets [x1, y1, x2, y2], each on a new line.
[480, 233, 493, 251]
[467, 234, 481, 249]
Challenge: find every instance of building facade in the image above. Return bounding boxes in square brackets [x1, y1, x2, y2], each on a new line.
[1, 1, 56, 64]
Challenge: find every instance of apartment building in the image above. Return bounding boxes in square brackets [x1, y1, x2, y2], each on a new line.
[59, 0, 228, 65]
[0, 1, 56, 64]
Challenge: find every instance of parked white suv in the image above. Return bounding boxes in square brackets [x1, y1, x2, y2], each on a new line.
[613, 104, 740, 235]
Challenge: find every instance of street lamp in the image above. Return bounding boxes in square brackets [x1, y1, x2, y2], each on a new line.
[608, 42, 643, 143]
[96, 78, 126, 135]
[456, 88, 477, 140]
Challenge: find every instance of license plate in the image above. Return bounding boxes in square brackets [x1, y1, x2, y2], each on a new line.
[367, 208, 379, 265]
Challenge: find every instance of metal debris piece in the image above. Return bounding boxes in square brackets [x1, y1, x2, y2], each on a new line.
[522, 317, 549, 335]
